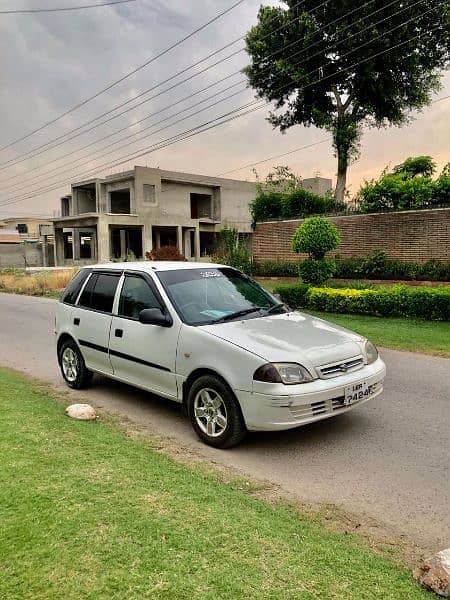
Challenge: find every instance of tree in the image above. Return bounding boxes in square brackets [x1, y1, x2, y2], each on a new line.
[393, 156, 436, 178]
[292, 217, 340, 285]
[244, 1, 450, 203]
[292, 216, 341, 259]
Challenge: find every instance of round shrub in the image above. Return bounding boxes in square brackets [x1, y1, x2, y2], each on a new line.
[299, 258, 336, 286]
[292, 217, 341, 259]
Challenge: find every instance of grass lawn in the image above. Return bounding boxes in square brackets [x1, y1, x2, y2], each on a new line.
[307, 312, 450, 358]
[256, 279, 450, 358]
[0, 368, 433, 599]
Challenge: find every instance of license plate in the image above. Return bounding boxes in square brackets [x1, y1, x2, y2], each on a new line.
[344, 381, 378, 406]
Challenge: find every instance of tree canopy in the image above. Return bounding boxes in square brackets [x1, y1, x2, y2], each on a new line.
[244, 0, 450, 202]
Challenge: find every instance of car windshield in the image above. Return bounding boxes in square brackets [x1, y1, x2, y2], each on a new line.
[157, 267, 286, 325]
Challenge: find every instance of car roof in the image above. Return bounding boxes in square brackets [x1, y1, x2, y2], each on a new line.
[83, 261, 229, 272]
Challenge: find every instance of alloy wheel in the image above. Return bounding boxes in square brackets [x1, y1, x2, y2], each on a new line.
[193, 388, 228, 438]
[62, 347, 79, 383]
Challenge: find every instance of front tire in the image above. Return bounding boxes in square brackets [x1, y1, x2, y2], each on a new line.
[59, 339, 93, 389]
[187, 375, 247, 448]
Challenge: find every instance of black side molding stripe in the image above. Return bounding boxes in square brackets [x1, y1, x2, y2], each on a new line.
[78, 339, 171, 373]
[79, 339, 108, 354]
[109, 349, 171, 373]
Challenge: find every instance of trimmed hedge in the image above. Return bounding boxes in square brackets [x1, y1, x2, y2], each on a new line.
[254, 253, 450, 282]
[334, 252, 450, 282]
[253, 260, 300, 277]
[274, 283, 450, 321]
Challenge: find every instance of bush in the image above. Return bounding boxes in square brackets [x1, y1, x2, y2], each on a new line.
[250, 167, 337, 222]
[292, 217, 341, 259]
[213, 227, 253, 275]
[334, 250, 450, 282]
[250, 192, 285, 222]
[273, 283, 310, 309]
[253, 260, 300, 277]
[356, 157, 450, 213]
[147, 246, 187, 261]
[298, 258, 336, 286]
[273, 283, 450, 321]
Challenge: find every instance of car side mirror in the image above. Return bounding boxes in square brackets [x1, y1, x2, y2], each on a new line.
[138, 308, 172, 327]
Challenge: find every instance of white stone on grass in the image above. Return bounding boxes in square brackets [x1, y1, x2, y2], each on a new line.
[415, 549, 450, 597]
[65, 403, 97, 421]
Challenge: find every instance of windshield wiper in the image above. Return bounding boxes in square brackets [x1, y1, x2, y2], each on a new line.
[265, 303, 287, 315]
[213, 307, 264, 324]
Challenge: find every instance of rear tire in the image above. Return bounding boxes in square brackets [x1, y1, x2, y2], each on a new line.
[58, 339, 93, 390]
[187, 375, 247, 448]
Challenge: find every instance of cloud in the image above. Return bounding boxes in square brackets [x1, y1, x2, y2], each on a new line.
[0, 0, 448, 216]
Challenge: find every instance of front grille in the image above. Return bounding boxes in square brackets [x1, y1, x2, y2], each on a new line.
[317, 356, 364, 379]
[289, 395, 350, 420]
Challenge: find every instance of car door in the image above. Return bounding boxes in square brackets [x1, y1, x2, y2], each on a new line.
[109, 271, 180, 399]
[72, 270, 121, 374]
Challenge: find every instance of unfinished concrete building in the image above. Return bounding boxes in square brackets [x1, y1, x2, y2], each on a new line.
[51, 166, 256, 266]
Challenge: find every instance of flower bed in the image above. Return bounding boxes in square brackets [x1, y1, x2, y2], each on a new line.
[274, 283, 450, 321]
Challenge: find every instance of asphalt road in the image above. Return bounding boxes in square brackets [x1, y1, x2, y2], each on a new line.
[0, 293, 449, 553]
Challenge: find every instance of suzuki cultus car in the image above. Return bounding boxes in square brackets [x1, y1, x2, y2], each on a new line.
[56, 262, 386, 447]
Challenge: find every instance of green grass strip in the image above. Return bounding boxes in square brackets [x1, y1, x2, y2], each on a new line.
[0, 368, 433, 599]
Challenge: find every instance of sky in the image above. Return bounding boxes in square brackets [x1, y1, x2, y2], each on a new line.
[0, 0, 449, 218]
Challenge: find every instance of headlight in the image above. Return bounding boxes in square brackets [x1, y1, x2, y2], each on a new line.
[253, 363, 315, 385]
[364, 340, 378, 365]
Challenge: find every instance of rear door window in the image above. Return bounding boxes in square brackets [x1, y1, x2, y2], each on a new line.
[78, 272, 120, 313]
[61, 269, 91, 305]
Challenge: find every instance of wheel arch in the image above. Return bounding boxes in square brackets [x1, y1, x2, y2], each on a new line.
[182, 368, 233, 407]
[57, 332, 77, 361]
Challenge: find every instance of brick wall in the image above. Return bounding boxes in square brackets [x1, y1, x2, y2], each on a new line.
[252, 208, 450, 263]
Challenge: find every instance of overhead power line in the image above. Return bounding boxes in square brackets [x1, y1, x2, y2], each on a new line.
[0, 0, 247, 153]
[2, 0, 352, 188]
[1, 21, 444, 209]
[0, 0, 317, 170]
[0, 0, 431, 196]
[216, 139, 332, 177]
[0, 0, 137, 14]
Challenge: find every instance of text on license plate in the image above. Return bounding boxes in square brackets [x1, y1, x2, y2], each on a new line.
[344, 381, 378, 406]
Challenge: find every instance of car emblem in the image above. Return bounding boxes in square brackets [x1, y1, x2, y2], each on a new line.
[339, 363, 349, 372]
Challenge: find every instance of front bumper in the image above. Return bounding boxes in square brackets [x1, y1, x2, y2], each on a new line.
[235, 357, 386, 431]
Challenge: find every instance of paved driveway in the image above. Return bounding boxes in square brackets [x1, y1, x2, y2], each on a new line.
[0, 293, 448, 553]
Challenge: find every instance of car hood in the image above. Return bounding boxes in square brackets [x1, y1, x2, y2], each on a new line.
[199, 311, 365, 367]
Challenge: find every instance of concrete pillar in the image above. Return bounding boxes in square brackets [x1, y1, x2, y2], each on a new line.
[91, 229, 98, 261]
[120, 229, 126, 259]
[144, 225, 153, 258]
[194, 228, 200, 261]
[155, 230, 161, 249]
[97, 219, 110, 263]
[42, 238, 48, 267]
[54, 228, 65, 266]
[73, 229, 81, 261]
[176, 226, 183, 254]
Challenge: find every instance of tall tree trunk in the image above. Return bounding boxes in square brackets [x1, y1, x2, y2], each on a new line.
[335, 148, 348, 204]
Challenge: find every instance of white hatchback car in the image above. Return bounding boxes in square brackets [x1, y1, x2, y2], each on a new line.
[56, 262, 386, 448]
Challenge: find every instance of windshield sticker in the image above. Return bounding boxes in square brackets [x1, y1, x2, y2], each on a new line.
[200, 271, 222, 278]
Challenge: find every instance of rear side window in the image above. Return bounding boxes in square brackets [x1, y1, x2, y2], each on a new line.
[78, 273, 120, 313]
[61, 269, 91, 305]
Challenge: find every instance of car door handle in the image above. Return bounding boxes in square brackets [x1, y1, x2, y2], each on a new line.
[74, 318, 80, 326]
[115, 329, 123, 338]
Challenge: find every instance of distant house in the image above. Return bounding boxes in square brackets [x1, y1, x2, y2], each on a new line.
[51, 166, 256, 266]
[0, 216, 53, 241]
[302, 176, 333, 197]
[0, 215, 54, 267]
